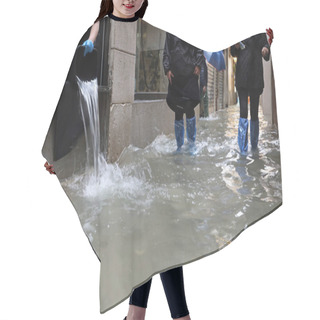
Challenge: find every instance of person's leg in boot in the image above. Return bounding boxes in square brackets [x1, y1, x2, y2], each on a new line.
[238, 88, 249, 155]
[249, 89, 261, 151]
[160, 266, 191, 320]
[126, 278, 152, 320]
[186, 116, 196, 154]
[175, 111, 185, 152]
[185, 103, 196, 154]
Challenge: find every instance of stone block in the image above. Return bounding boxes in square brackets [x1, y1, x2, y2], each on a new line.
[110, 20, 137, 55]
[109, 50, 136, 104]
[131, 100, 174, 148]
[107, 103, 132, 162]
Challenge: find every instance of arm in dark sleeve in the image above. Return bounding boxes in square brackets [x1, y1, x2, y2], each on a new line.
[163, 33, 171, 75]
[258, 33, 270, 61]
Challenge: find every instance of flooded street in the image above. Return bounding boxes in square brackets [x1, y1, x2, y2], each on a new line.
[60, 104, 281, 264]
[39, 21, 283, 311]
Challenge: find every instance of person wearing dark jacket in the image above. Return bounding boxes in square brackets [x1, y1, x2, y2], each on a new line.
[231, 33, 270, 154]
[163, 32, 204, 153]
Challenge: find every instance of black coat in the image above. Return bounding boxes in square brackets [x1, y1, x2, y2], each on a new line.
[163, 32, 204, 77]
[231, 33, 270, 90]
[163, 33, 204, 103]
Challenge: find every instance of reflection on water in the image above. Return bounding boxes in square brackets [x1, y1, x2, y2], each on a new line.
[60, 104, 281, 259]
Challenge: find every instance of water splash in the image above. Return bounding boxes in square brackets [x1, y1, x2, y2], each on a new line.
[64, 77, 149, 200]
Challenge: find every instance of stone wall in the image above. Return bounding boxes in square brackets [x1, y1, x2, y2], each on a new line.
[261, 56, 277, 126]
[106, 19, 180, 163]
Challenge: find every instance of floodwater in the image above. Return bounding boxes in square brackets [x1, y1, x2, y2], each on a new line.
[60, 97, 282, 261]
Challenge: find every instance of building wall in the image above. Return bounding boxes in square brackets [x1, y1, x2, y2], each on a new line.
[227, 48, 237, 106]
[106, 20, 178, 163]
[261, 56, 278, 126]
[204, 49, 237, 113]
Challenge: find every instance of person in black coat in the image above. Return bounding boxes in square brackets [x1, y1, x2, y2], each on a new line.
[231, 33, 270, 154]
[163, 32, 204, 153]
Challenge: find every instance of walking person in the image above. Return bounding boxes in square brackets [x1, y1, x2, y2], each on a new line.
[45, 1, 191, 319]
[231, 32, 271, 154]
[163, 32, 204, 154]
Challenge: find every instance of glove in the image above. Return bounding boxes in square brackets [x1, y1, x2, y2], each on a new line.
[82, 39, 94, 57]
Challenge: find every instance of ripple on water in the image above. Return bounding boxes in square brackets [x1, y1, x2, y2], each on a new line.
[60, 105, 281, 257]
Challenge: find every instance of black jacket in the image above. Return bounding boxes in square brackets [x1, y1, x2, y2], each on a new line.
[163, 33, 204, 103]
[231, 33, 270, 89]
[163, 33, 204, 77]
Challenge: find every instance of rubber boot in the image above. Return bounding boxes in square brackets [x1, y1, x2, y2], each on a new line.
[174, 119, 184, 152]
[186, 116, 196, 154]
[238, 117, 248, 155]
[250, 119, 259, 150]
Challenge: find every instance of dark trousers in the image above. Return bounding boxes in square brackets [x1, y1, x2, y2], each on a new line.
[237, 87, 262, 121]
[129, 266, 189, 319]
[175, 108, 195, 121]
[166, 95, 197, 121]
[174, 99, 196, 121]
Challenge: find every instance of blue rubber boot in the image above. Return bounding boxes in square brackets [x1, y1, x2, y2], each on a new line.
[186, 116, 197, 154]
[174, 119, 184, 152]
[250, 119, 259, 150]
[238, 117, 248, 155]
